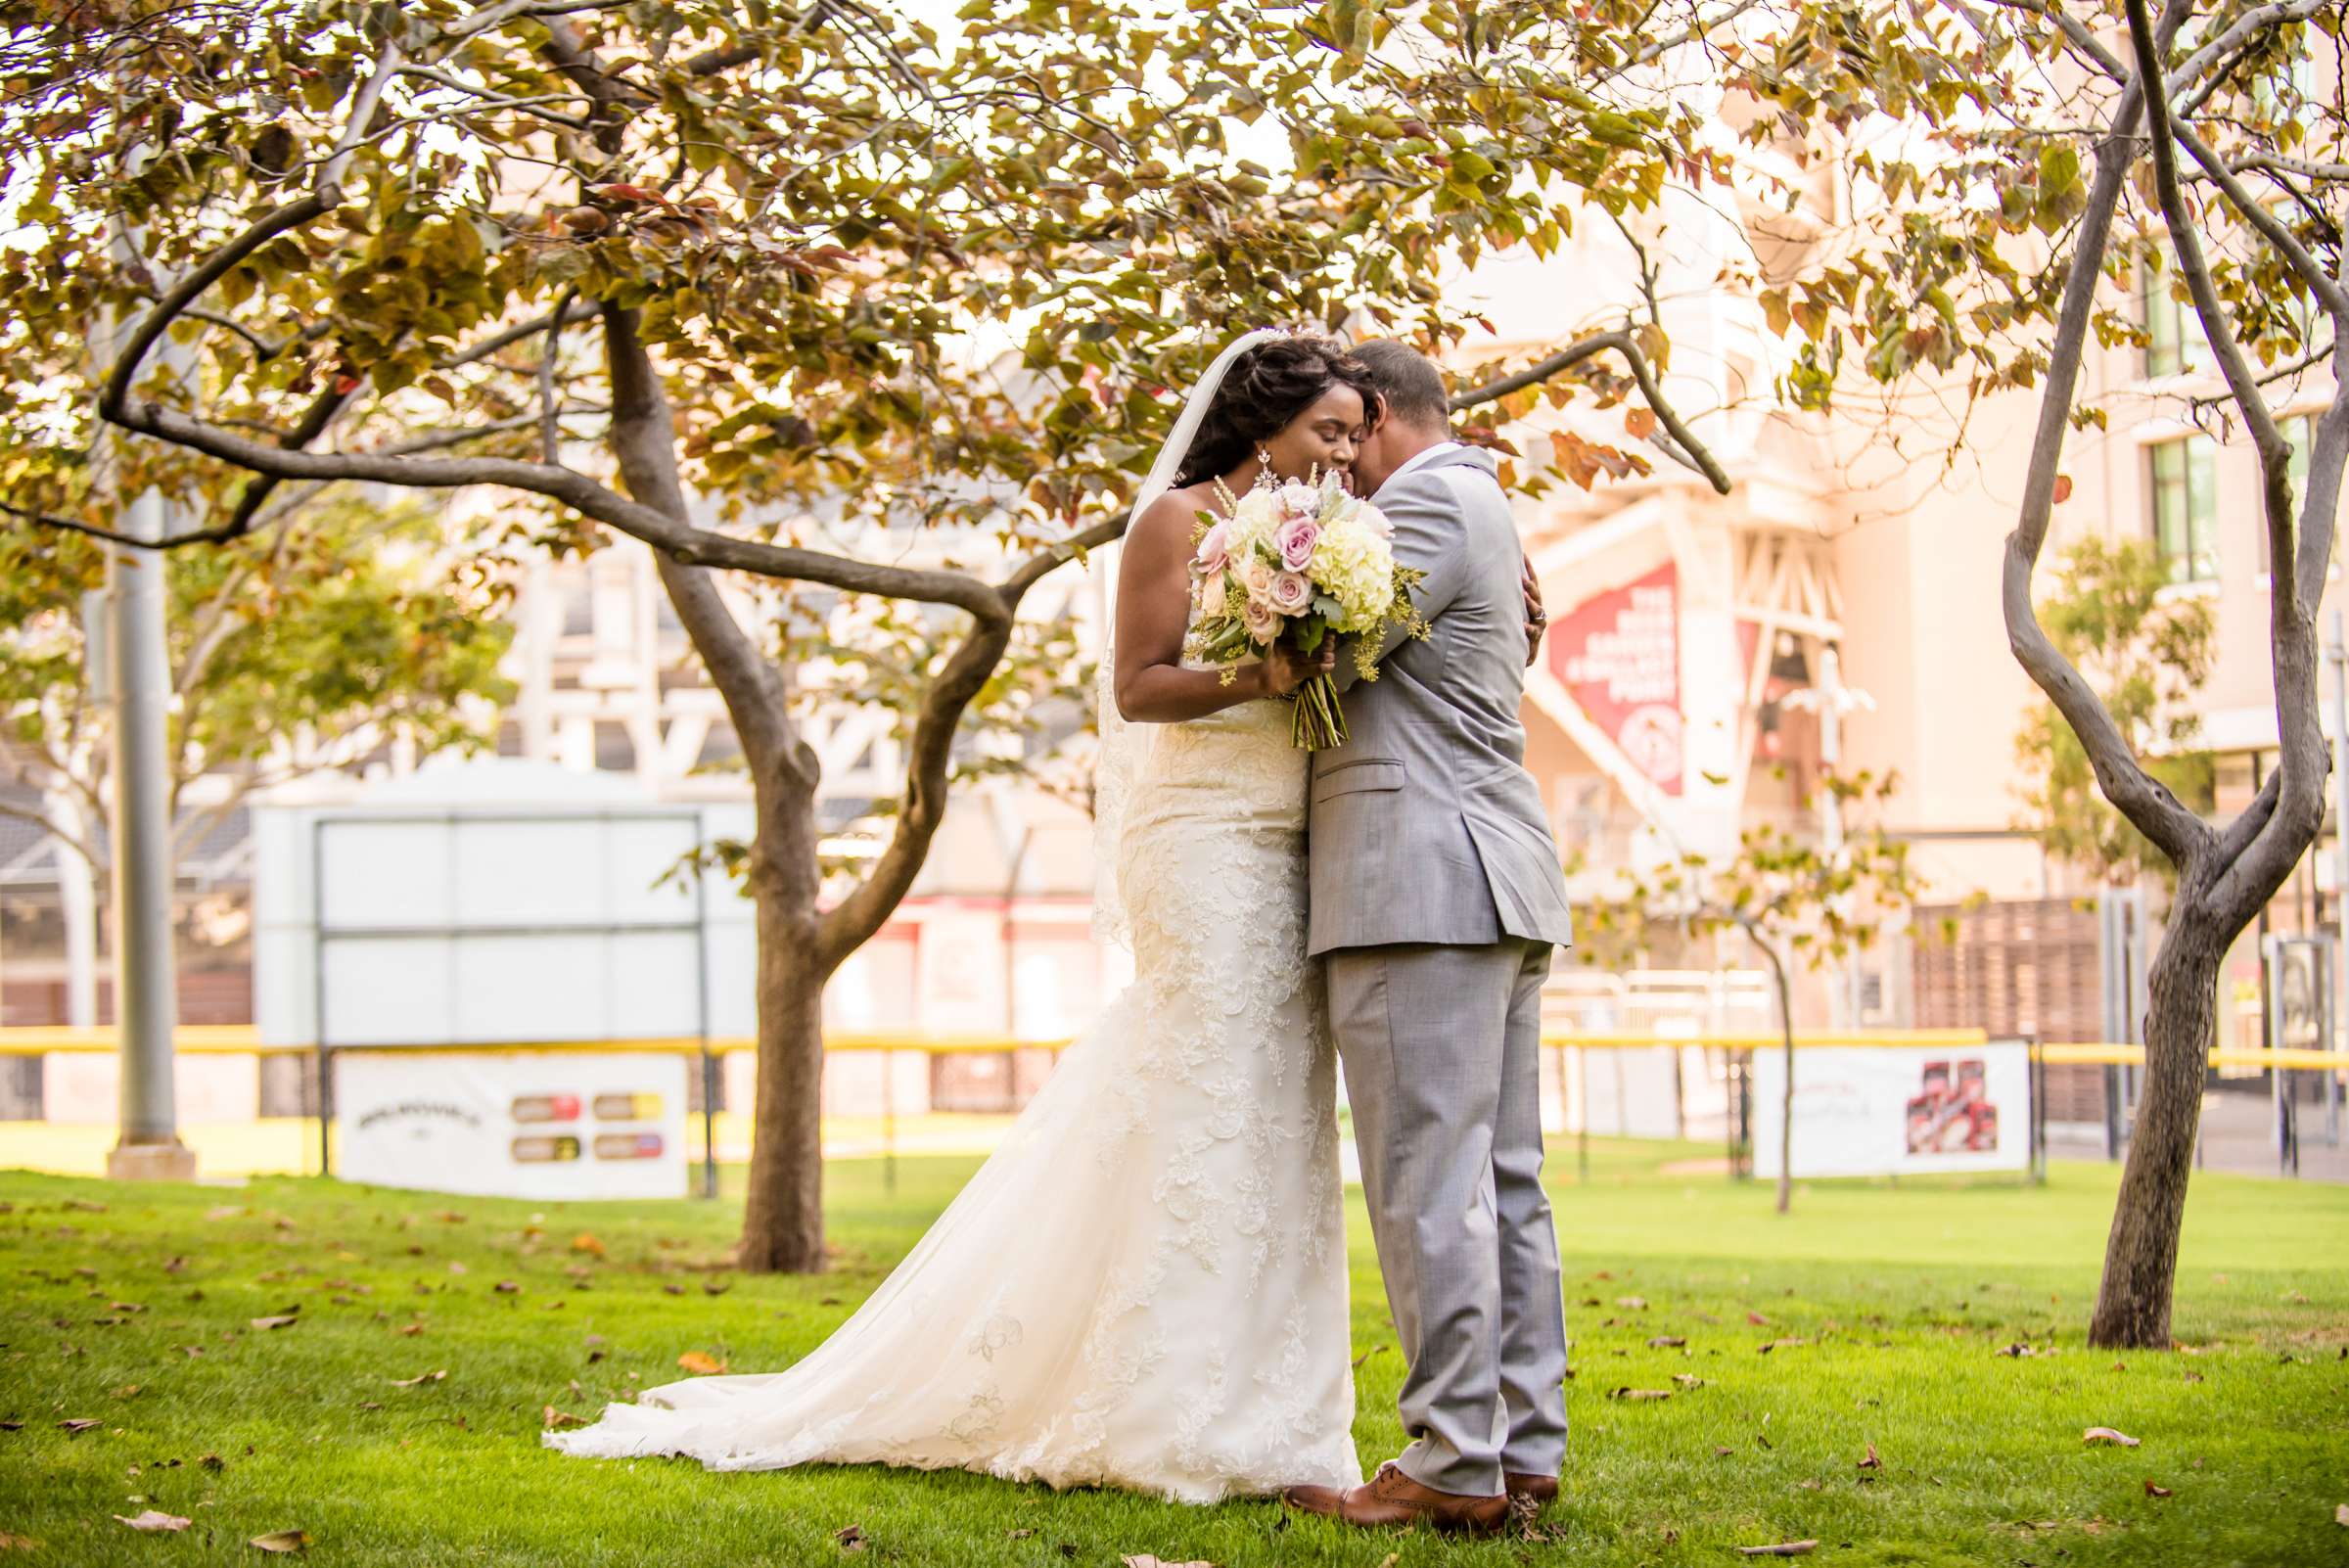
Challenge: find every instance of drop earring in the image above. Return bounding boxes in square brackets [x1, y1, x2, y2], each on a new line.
[1256, 443, 1273, 469]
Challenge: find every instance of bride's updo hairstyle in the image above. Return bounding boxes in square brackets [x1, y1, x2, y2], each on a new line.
[1172, 333, 1378, 487]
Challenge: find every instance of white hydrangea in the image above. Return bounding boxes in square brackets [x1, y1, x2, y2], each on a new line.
[1309, 506, 1399, 631]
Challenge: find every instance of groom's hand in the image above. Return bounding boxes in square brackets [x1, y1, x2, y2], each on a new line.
[1521, 557, 1548, 669]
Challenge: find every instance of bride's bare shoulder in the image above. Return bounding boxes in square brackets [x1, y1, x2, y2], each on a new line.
[1132, 483, 1220, 546]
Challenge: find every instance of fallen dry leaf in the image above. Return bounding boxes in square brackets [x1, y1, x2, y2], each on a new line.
[677, 1351, 726, 1374]
[1616, 1296, 1648, 1310]
[57, 1419, 101, 1434]
[250, 1314, 299, 1331]
[542, 1407, 586, 1429]
[249, 1529, 309, 1552]
[1647, 1335, 1687, 1349]
[1759, 1338, 1809, 1354]
[1350, 1345, 1386, 1370]
[2083, 1427, 2142, 1448]
[571, 1234, 606, 1257]
[1607, 1387, 1672, 1401]
[390, 1369, 446, 1387]
[0, 1531, 39, 1550]
[1859, 1443, 1881, 1470]
[115, 1511, 190, 1533]
[1747, 1311, 1771, 1325]
[2143, 1481, 2171, 1498]
[1734, 1543, 1817, 1557]
[1121, 1557, 1217, 1568]
[836, 1524, 867, 1551]
[1673, 1373, 1707, 1389]
[2335, 1503, 2348, 1527]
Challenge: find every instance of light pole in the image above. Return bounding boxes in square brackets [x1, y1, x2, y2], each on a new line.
[98, 270, 196, 1181]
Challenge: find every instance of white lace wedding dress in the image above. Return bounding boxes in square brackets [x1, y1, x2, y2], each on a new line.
[542, 692, 1360, 1502]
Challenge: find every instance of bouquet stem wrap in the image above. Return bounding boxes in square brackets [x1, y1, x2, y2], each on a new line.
[1291, 671, 1347, 750]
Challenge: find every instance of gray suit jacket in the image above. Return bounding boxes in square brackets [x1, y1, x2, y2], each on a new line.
[1305, 445, 1576, 957]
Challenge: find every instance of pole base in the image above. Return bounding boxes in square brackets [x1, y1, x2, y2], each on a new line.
[106, 1139, 197, 1181]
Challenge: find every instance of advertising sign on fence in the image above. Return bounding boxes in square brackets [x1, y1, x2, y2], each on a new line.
[1751, 1042, 2032, 1179]
[337, 1050, 690, 1199]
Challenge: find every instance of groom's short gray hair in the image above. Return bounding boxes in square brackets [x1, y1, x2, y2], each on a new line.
[1353, 340, 1451, 433]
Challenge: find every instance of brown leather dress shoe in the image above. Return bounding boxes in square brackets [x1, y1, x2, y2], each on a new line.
[1283, 1460, 1511, 1533]
[1504, 1471, 1559, 1525]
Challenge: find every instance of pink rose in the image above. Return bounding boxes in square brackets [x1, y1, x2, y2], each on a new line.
[1274, 518, 1320, 570]
[1242, 598, 1280, 645]
[1192, 521, 1229, 577]
[1238, 557, 1275, 606]
[1267, 569, 1313, 616]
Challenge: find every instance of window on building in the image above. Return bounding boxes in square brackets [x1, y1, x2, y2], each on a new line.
[2257, 413, 2342, 577]
[2141, 242, 2215, 379]
[2147, 434, 2219, 583]
[2250, 31, 2318, 125]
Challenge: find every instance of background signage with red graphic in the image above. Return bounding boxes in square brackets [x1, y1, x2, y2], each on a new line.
[338, 1050, 689, 1199]
[1549, 563, 1683, 795]
[1750, 1042, 2032, 1178]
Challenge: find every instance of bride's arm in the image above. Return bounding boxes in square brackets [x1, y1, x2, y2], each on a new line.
[1114, 491, 1329, 722]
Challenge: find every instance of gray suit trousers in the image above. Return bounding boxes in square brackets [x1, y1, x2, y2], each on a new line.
[1326, 937, 1570, 1496]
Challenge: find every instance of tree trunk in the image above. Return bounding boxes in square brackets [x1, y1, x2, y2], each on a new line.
[1738, 919, 1797, 1212]
[737, 848, 828, 1272]
[599, 299, 836, 1273]
[2087, 915, 2224, 1349]
[1773, 959, 1795, 1216]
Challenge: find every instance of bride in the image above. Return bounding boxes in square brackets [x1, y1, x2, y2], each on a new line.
[543, 328, 1379, 1501]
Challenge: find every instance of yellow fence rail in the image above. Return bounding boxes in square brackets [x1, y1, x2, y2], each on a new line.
[4, 1024, 2340, 1187]
[4, 1024, 2344, 1073]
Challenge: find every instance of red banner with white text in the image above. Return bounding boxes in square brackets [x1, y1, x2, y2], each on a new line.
[1547, 563, 1682, 796]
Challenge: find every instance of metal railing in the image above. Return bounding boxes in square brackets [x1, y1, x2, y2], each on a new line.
[4, 1026, 2340, 1185]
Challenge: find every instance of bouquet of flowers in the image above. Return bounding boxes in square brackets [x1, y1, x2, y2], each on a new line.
[1183, 467, 1427, 749]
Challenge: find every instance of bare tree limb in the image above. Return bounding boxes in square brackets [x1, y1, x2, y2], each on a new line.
[2003, 0, 2215, 870]
[1450, 326, 1735, 494]
[2030, 2, 2349, 306]
[437, 297, 603, 369]
[816, 609, 1013, 968]
[395, 63, 590, 129]
[539, 287, 577, 463]
[0, 796, 99, 867]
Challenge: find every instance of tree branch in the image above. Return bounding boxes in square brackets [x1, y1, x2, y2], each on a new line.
[816, 608, 1014, 969]
[2003, 0, 2215, 871]
[2031, 1, 2348, 306]
[2127, 0, 2331, 898]
[1449, 327, 1734, 494]
[539, 287, 577, 463]
[0, 796, 99, 868]
[600, 300, 808, 787]
[437, 296, 602, 369]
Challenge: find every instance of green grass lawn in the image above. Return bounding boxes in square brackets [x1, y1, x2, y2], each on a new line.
[2, 1142, 2345, 1566]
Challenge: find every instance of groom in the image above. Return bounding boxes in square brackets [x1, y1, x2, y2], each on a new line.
[1286, 341, 1576, 1534]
